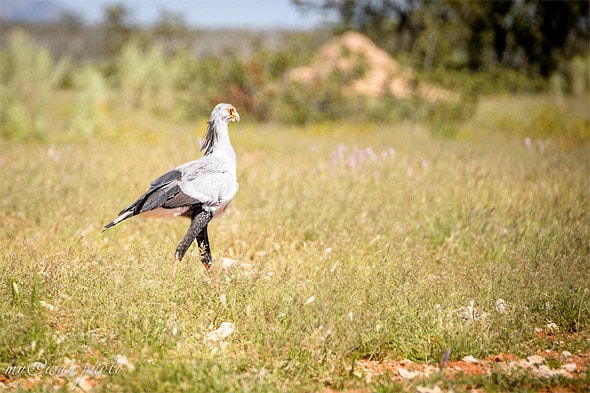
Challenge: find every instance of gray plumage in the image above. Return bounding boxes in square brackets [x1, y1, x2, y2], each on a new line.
[102, 103, 240, 282]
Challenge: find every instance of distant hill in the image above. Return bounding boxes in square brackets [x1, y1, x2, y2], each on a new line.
[0, 0, 63, 22]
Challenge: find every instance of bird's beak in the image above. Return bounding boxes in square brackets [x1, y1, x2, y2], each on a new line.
[230, 111, 240, 122]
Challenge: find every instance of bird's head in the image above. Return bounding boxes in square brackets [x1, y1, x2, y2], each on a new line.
[212, 103, 240, 123]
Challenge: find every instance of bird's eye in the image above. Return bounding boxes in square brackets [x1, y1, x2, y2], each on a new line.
[228, 108, 234, 115]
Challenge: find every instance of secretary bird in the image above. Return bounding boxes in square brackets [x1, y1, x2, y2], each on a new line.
[102, 103, 240, 284]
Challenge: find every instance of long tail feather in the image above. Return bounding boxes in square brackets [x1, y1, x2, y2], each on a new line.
[101, 211, 133, 232]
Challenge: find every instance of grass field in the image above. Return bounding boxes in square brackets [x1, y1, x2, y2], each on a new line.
[1, 94, 589, 392]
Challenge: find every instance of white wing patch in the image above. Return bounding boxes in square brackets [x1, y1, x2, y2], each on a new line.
[176, 156, 238, 211]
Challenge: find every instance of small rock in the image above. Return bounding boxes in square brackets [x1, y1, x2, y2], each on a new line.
[536, 365, 556, 378]
[205, 322, 235, 342]
[561, 363, 577, 373]
[462, 355, 479, 364]
[526, 355, 545, 366]
[39, 301, 56, 311]
[205, 322, 235, 353]
[221, 257, 236, 269]
[421, 365, 437, 378]
[560, 350, 573, 359]
[546, 322, 559, 333]
[398, 368, 419, 380]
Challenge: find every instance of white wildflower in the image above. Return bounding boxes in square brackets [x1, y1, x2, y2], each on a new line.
[496, 298, 507, 314]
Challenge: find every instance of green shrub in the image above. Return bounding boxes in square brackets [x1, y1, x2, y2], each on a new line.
[522, 104, 590, 148]
[422, 66, 546, 95]
[70, 64, 108, 136]
[0, 30, 67, 141]
[116, 39, 184, 116]
[549, 54, 590, 97]
[568, 55, 590, 96]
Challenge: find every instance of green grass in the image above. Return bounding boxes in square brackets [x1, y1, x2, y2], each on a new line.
[0, 94, 589, 392]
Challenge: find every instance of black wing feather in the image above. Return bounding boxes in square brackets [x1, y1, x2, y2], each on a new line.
[119, 169, 198, 215]
[103, 168, 202, 232]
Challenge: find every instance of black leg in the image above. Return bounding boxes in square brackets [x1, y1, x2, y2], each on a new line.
[196, 226, 212, 267]
[171, 209, 213, 278]
[196, 226, 218, 289]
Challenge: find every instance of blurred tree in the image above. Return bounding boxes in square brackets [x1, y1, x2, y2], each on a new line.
[442, 1, 512, 71]
[153, 9, 188, 38]
[55, 10, 85, 60]
[510, 0, 589, 77]
[292, 0, 590, 78]
[103, 3, 135, 56]
[293, 0, 423, 55]
[59, 10, 84, 34]
[151, 9, 191, 53]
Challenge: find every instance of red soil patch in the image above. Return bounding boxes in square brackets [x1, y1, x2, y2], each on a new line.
[485, 353, 519, 362]
[445, 360, 488, 376]
[355, 350, 589, 383]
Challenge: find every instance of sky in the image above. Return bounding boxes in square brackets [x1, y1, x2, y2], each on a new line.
[55, 0, 330, 30]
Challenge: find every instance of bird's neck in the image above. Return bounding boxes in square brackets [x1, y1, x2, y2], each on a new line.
[208, 119, 237, 167]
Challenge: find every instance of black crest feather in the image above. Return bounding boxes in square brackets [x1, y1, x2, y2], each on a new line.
[201, 121, 217, 155]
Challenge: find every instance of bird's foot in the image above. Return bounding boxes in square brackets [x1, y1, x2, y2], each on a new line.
[203, 263, 219, 292]
[171, 253, 181, 279]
